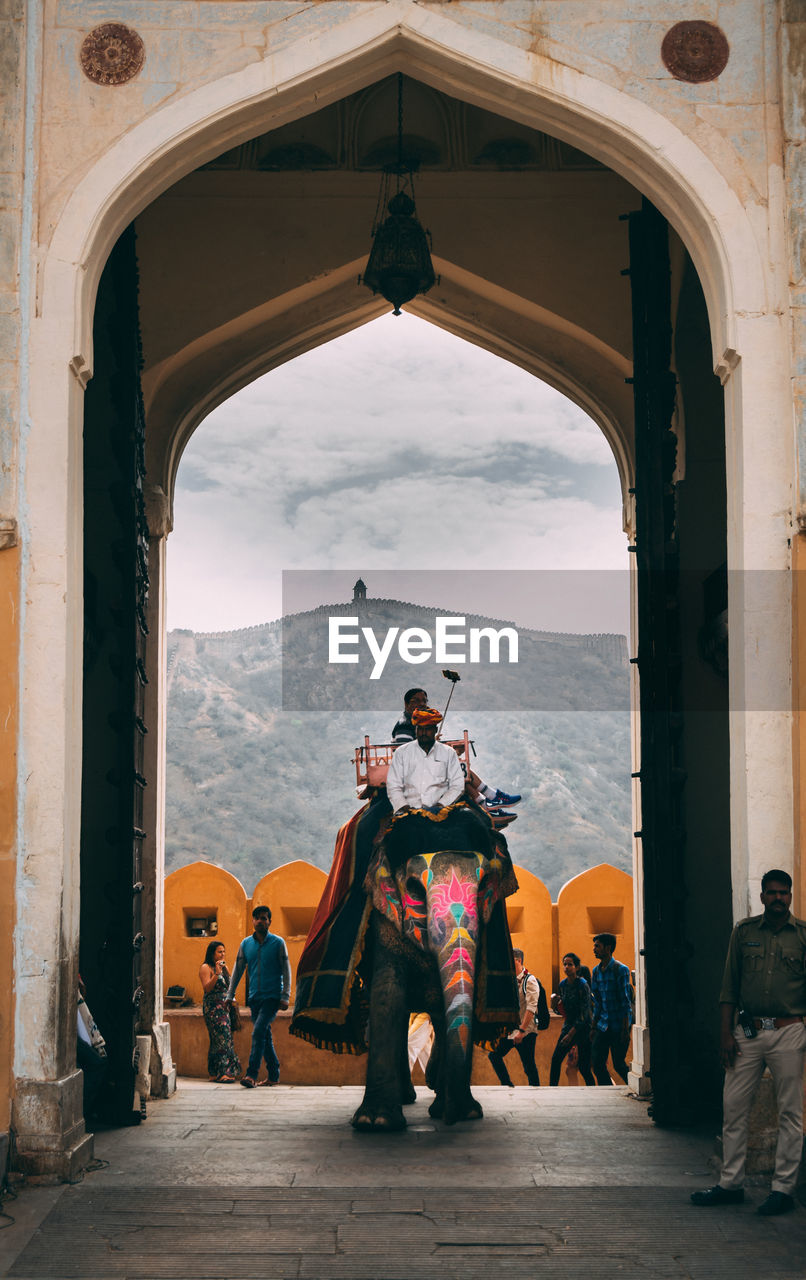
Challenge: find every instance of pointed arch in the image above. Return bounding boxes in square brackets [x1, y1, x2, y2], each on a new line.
[19, 0, 795, 1117]
[145, 254, 633, 512]
[42, 7, 765, 386]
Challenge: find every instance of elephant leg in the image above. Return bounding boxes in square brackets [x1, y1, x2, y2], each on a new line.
[441, 1037, 483, 1126]
[422, 992, 481, 1122]
[428, 1027, 482, 1123]
[352, 915, 410, 1133]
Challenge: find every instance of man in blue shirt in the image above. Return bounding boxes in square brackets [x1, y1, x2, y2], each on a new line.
[590, 932, 633, 1085]
[226, 905, 291, 1088]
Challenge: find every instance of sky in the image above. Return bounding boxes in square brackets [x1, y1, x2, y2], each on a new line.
[168, 313, 630, 636]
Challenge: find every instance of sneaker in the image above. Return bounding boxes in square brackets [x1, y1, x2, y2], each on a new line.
[690, 1185, 744, 1206]
[485, 790, 521, 808]
[488, 810, 517, 829]
[756, 1191, 795, 1216]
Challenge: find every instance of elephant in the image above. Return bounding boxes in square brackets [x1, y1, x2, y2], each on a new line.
[352, 804, 519, 1131]
[290, 795, 519, 1131]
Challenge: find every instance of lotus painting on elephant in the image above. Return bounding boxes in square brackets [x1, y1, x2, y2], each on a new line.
[291, 794, 520, 1131]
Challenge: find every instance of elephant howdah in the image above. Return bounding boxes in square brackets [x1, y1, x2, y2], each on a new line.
[291, 794, 520, 1129]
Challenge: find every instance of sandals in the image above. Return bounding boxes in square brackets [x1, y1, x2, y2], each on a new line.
[257, 1077, 279, 1087]
[240, 1076, 256, 1088]
[215, 1074, 238, 1083]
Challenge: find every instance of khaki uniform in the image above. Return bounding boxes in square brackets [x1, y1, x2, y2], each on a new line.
[718, 912, 806, 1194]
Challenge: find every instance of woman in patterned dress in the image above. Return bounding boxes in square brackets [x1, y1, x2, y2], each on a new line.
[199, 941, 241, 1082]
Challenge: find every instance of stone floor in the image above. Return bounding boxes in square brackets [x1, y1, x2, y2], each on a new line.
[1, 1081, 804, 1278]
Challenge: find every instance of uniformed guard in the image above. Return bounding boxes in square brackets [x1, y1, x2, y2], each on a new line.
[691, 868, 806, 1215]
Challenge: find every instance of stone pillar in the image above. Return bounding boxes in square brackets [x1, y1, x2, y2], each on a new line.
[0, 523, 20, 1173]
[141, 483, 176, 1098]
[783, 4, 806, 918]
[624, 500, 650, 1096]
[714, 320, 798, 1177]
[1, 0, 92, 1183]
[793, 537, 806, 919]
[720, 327, 795, 915]
[12, 1072, 92, 1183]
[13, 358, 95, 1178]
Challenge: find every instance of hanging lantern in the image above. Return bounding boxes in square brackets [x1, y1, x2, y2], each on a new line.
[361, 76, 436, 316]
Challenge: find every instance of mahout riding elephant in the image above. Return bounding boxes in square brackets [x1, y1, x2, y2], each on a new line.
[291, 795, 520, 1131]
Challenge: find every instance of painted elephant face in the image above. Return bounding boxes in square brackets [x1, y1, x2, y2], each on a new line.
[371, 848, 507, 1055]
[370, 846, 507, 947]
[397, 850, 502, 951]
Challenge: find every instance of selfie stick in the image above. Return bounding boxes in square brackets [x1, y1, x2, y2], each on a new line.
[440, 669, 461, 733]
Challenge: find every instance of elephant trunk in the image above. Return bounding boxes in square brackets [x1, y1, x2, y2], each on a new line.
[426, 867, 481, 1061]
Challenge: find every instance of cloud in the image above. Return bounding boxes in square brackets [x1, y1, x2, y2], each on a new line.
[168, 314, 628, 633]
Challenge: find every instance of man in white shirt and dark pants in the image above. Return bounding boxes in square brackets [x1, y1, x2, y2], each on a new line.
[488, 948, 542, 1086]
[386, 705, 465, 814]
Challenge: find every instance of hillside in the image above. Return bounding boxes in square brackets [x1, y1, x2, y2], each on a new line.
[166, 599, 632, 897]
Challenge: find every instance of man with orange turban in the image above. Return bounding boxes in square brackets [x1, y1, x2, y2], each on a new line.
[411, 705, 443, 728]
[386, 705, 465, 815]
[390, 687, 521, 813]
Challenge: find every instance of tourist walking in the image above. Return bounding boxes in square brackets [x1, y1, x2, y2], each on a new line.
[199, 941, 241, 1083]
[549, 952, 596, 1086]
[227, 905, 291, 1088]
[488, 948, 542, 1086]
[590, 932, 633, 1085]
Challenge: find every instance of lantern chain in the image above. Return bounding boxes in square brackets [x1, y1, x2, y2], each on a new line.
[397, 71, 404, 191]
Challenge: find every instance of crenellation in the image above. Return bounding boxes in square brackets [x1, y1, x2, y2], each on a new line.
[180, 596, 627, 664]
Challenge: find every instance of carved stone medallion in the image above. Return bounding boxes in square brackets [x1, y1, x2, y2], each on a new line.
[661, 21, 729, 83]
[80, 23, 145, 86]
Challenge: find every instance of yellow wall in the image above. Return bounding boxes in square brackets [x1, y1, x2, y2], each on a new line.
[164, 859, 328, 1006]
[164, 862, 248, 1005]
[252, 861, 327, 1003]
[504, 865, 553, 993]
[166, 1006, 572, 1085]
[0, 546, 18, 1138]
[164, 857, 631, 1010]
[163, 856, 634, 1083]
[556, 863, 636, 985]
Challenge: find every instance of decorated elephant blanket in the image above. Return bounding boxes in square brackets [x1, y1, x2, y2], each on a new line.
[290, 791, 390, 1054]
[290, 795, 520, 1054]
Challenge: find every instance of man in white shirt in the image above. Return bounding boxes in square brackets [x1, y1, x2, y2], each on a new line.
[386, 705, 465, 814]
[488, 948, 541, 1086]
[390, 687, 521, 813]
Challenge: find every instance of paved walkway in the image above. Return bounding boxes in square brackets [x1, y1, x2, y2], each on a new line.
[1, 1082, 804, 1278]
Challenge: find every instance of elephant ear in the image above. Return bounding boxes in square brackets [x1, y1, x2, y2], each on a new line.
[399, 874, 429, 950]
[478, 857, 507, 925]
[366, 847, 404, 933]
[366, 847, 431, 950]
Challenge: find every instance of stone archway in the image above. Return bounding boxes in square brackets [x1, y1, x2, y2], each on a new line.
[15, 11, 794, 1173]
[146, 261, 633, 519]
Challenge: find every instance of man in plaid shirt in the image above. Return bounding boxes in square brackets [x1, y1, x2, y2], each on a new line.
[590, 932, 633, 1085]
